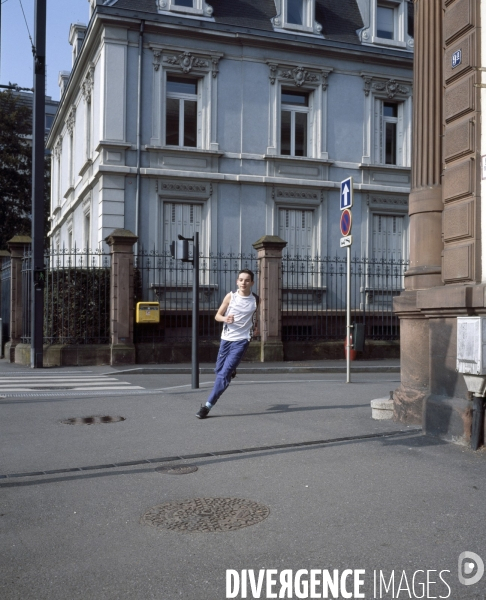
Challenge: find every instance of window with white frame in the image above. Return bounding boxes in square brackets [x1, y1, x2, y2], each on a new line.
[281, 90, 309, 158]
[374, 98, 408, 166]
[163, 202, 202, 286]
[157, 0, 213, 18]
[279, 208, 314, 258]
[267, 63, 332, 159]
[361, 74, 412, 167]
[84, 212, 91, 250]
[68, 132, 74, 188]
[86, 98, 92, 160]
[382, 102, 398, 165]
[370, 213, 405, 289]
[372, 214, 404, 262]
[272, 0, 322, 34]
[369, 0, 413, 48]
[150, 47, 221, 151]
[165, 75, 198, 148]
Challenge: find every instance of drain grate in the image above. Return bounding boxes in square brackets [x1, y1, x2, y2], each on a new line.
[61, 416, 126, 425]
[155, 465, 198, 475]
[141, 498, 270, 532]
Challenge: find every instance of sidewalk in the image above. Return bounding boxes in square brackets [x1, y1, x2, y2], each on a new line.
[0, 357, 401, 375]
[1, 362, 485, 600]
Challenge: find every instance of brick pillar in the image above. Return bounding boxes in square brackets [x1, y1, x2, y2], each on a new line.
[105, 229, 138, 366]
[0, 250, 10, 359]
[4, 236, 31, 363]
[252, 235, 287, 362]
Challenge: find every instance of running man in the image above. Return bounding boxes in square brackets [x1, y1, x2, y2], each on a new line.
[196, 269, 258, 419]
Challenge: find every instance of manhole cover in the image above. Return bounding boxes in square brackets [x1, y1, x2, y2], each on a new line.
[141, 498, 270, 532]
[155, 465, 198, 475]
[61, 416, 126, 425]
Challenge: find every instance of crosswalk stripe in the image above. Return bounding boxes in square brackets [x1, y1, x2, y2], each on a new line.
[0, 374, 145, 393]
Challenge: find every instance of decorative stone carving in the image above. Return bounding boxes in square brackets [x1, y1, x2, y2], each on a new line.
[373, 79, 411, 99]
[276, 189, 319, 201]
[81, 64, 94, 102]
[321, 71, 330, 91]
[66, 106, 76, 135]
[268, 63, 278, 85]
[268, 63, 325, 88]
[152, 49, 162, 71]
[211, 56, 220, 79]
[362, 77, 372, 96]
[361, 28, 370, 41]
[361, 74, 411, 98]
[280, 66, 319, 87]
[161, 182, 208, 193]
[369, 196, 408, 206]
[53, 137, 62, 158]
[164, 52, 209, 74]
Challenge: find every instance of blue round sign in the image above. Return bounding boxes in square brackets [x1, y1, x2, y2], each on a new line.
[340, 209, 352, 236]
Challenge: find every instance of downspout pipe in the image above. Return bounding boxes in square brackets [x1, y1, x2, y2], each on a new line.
[134, 20, 144, 254]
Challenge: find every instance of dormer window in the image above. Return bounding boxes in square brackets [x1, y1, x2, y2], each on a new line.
[157, 0, 213, 18]
[272, 0, 322, 35]
[360, 0, 413, 50]
[287, 0, 305, 26]
[377, 5, 394, 39]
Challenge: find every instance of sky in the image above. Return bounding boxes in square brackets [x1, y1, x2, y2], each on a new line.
[1, 0, 89, 99]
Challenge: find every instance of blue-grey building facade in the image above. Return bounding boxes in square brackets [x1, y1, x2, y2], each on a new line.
[47, 0, 413, 270]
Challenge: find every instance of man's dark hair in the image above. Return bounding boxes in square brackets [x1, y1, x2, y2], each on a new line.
[238, 268, 254, 282]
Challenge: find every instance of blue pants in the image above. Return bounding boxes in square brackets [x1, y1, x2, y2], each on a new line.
[206, 339, 249, 406]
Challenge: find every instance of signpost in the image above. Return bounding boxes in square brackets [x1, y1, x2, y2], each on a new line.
[171, 233, 200, 389]
[340, 177, 353, 383]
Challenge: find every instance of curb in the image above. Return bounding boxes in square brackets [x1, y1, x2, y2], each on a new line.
[110, 366, 400, 375]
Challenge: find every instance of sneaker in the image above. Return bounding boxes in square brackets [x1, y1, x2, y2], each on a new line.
[231, 370, 237, 379]
[196, 405, 210, 419]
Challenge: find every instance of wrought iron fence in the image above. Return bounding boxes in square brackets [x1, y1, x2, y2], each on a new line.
[281, 254, 407, 342]
[21, 248, 111, 344]
[1, 256, 11, 348]
[134, 248, 259, 342]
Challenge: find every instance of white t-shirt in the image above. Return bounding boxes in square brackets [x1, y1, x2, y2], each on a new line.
[221, 291, 257, 342]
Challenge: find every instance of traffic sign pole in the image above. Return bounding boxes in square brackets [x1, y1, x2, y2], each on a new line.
[340, 177, 354, 383]
[346, 245, 351, 384]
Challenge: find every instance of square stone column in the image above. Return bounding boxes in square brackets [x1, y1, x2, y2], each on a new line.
[4, 236, 31, 363]
[105, 229, 138, 366]
[253, 235, 287, 362]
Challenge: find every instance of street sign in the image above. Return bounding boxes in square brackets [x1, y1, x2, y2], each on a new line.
[340, 235, 352, 248]
[340, 209, 352, 237]
[340, 177, 353, 210]
[452, 49, 462, 69]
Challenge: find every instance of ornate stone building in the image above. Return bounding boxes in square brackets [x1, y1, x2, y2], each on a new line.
[393, 0, 486, 445]
[46, 0, 413, 268]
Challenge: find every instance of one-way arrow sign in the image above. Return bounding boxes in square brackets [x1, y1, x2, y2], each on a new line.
[340, 177, 353, 211]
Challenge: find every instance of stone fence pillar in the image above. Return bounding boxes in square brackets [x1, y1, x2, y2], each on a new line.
[253, 235, 287, 362]
[4, 236, 31, 363]
[105, 229, 138, 366]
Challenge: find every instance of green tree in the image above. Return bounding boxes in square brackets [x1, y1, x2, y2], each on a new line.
[0, 90, 50, 250]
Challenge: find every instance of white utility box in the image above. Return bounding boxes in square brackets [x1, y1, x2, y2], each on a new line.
[457, 316, 486, 375]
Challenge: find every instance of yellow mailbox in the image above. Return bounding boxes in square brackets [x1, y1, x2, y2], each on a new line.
[136, 302, 160, 324]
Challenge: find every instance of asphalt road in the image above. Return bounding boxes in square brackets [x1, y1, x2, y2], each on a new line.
[1, 369, 485, 600]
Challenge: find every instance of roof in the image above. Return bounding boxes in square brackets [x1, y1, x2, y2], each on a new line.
[111, 0, 365, 44]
